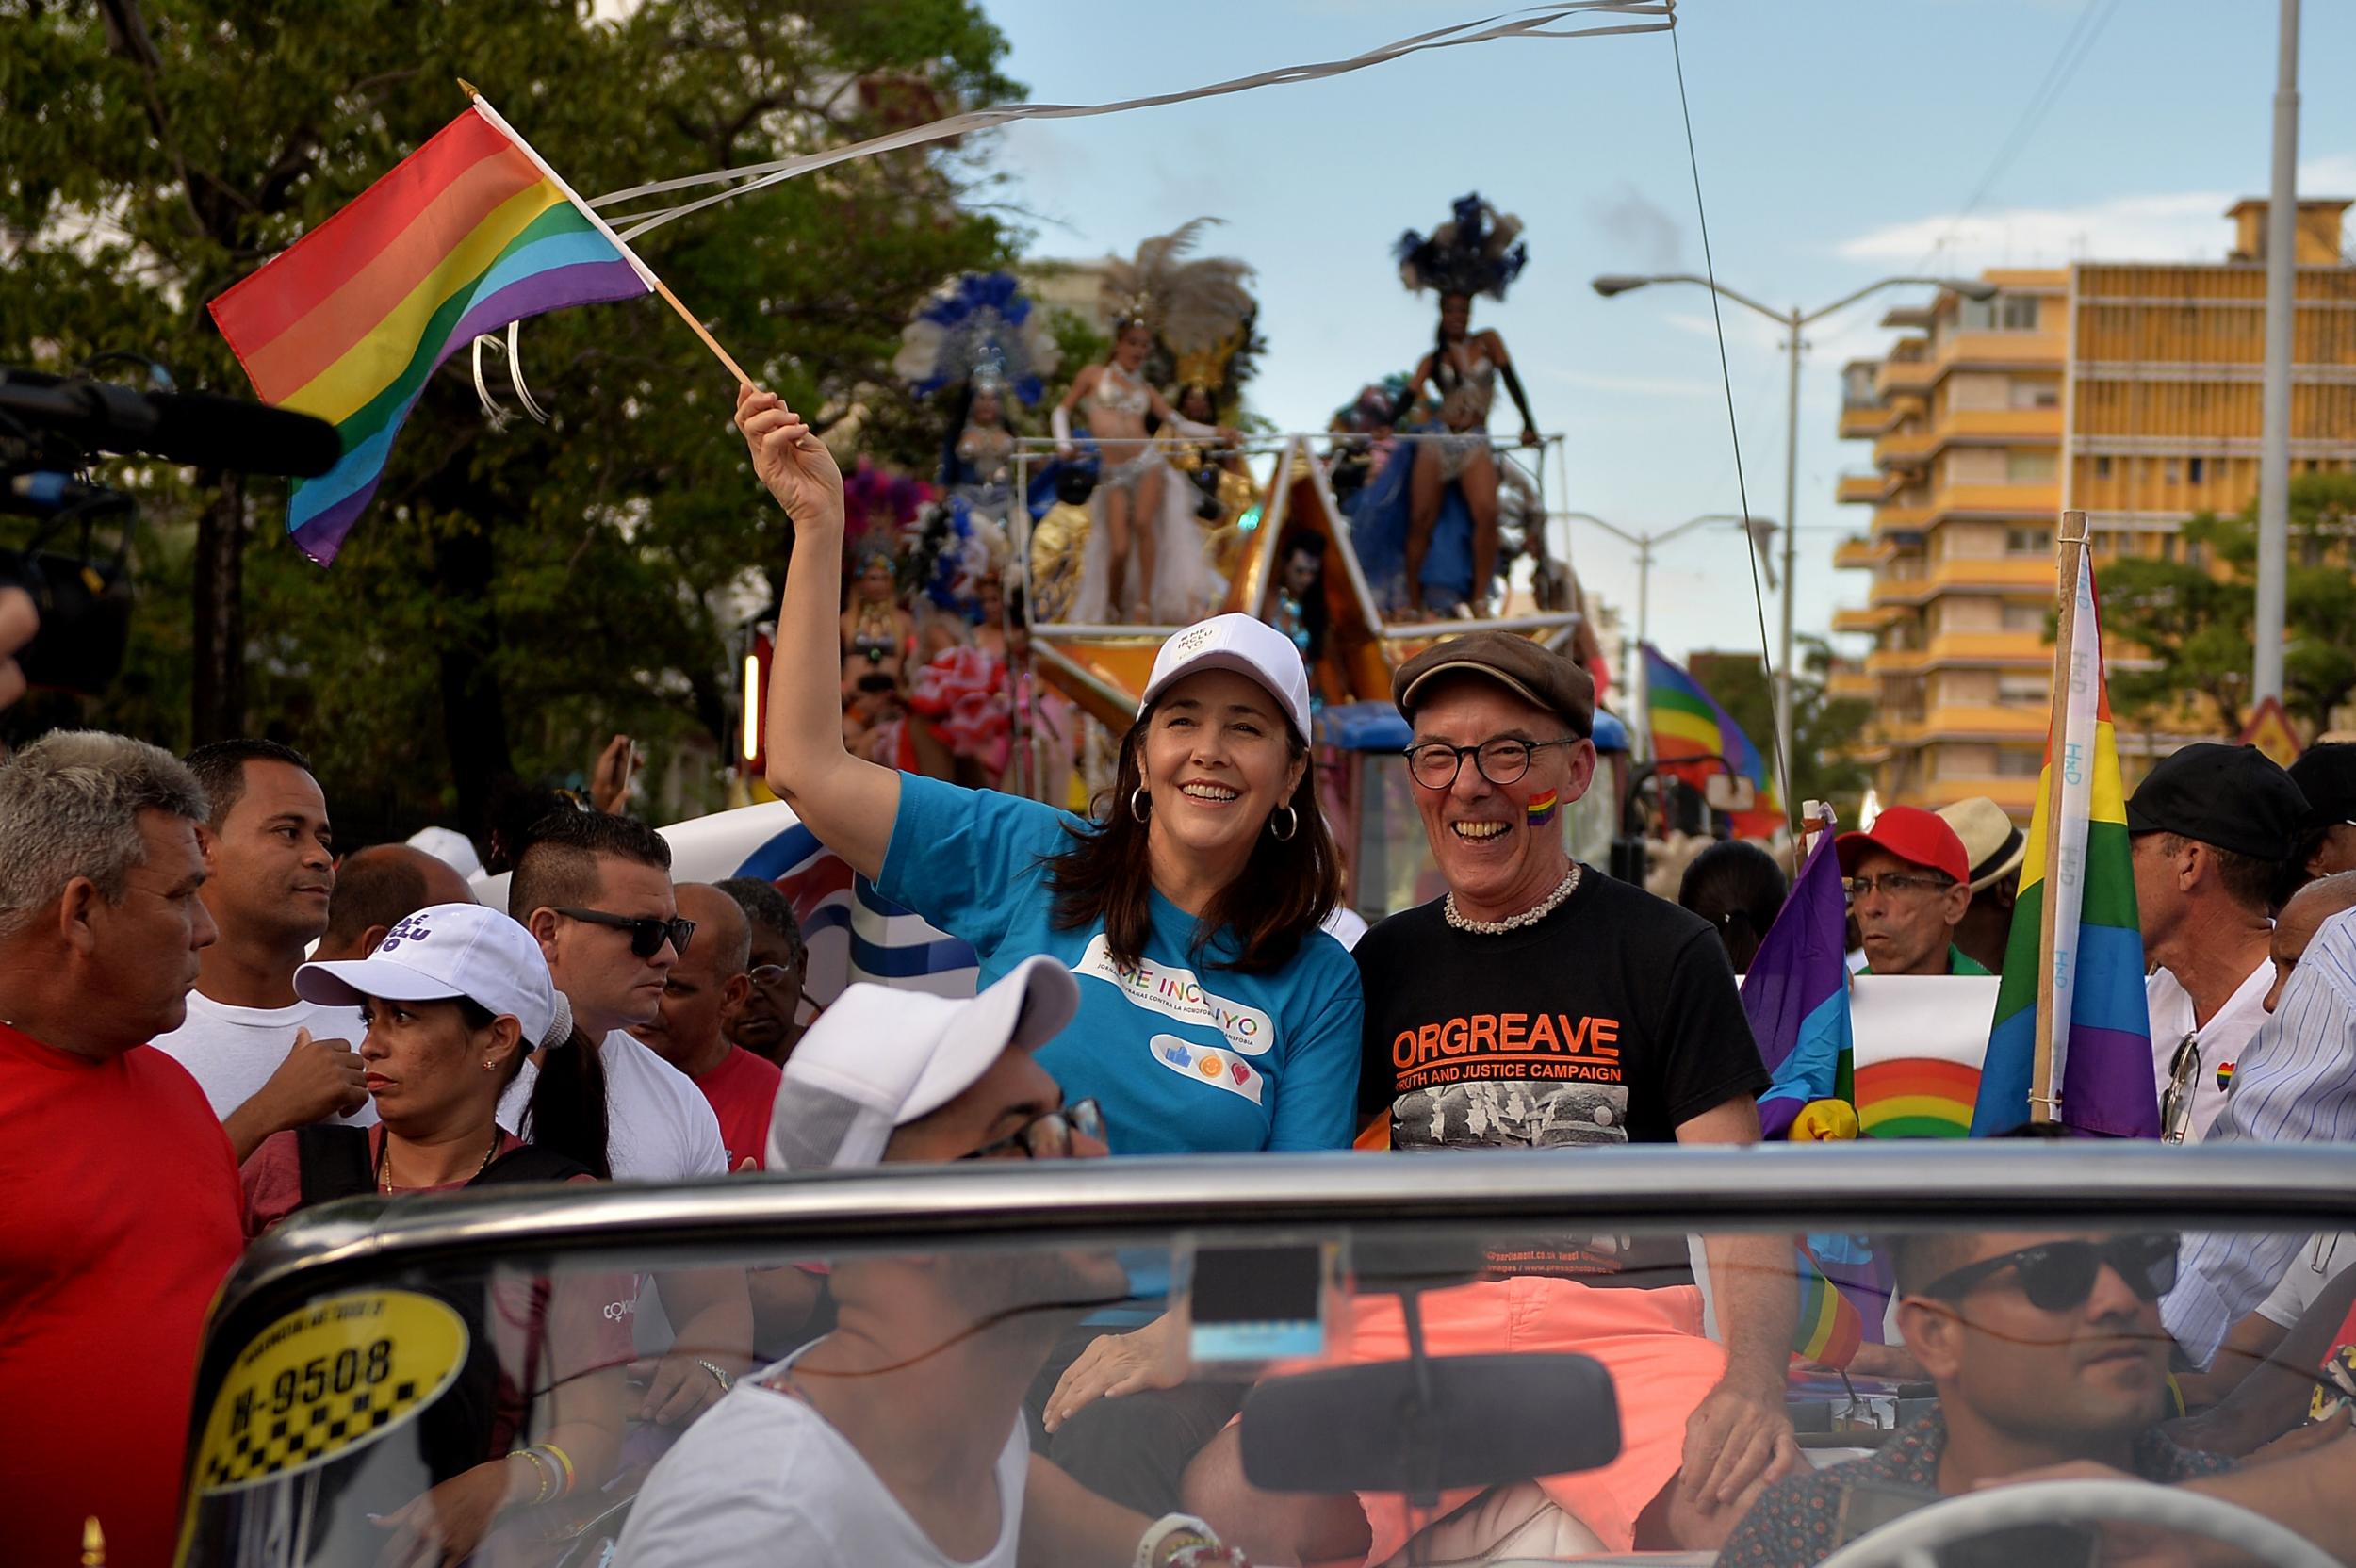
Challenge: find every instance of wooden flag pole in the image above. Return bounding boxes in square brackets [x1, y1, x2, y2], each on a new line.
[458, 80, 754, 389]
[2030, 507, 2090, 1124]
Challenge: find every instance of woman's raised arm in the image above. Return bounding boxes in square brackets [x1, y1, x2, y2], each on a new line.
[739, 384, 899, 880]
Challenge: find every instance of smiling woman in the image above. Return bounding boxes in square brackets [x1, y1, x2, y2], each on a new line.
[736, 384, 1363, 1161]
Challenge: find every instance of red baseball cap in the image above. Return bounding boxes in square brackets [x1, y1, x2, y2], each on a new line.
[1836, 806, 1970, 885]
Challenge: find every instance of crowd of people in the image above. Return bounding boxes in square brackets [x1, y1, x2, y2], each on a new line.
[1, 379, 2353, 1568]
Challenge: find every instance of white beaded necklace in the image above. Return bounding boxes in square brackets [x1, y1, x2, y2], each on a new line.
[1443, 862, 1584, 935]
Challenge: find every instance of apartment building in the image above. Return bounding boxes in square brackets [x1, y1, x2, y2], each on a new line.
[1831, 199, 2356, 817]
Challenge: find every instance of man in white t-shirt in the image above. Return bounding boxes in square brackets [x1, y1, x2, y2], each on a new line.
[2125, 743, 2308, 1143]
[152, 740, 371, 1160]
[503, 808, 748, 1428]
[615, 958, 1247, 1568]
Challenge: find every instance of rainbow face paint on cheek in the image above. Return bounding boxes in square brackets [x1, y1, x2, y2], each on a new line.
[1525, 789, 1560, 827]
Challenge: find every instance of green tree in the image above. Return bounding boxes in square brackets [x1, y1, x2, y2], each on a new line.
[1, 0, 1018, 838]
[1693, 637, 1873, 824]
[2099, 473, 2356, 740]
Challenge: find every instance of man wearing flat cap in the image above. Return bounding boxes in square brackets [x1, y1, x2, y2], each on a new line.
[2126, 743, 2310, 1143]
[1352, 631, 1792, 1531]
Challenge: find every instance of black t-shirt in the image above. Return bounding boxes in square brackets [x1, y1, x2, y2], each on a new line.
[1356, 867, 1768, 1149]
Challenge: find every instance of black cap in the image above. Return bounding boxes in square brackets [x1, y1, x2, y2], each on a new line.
[2124, 743, 2309, 861]
[2287, 743, 2356, 830]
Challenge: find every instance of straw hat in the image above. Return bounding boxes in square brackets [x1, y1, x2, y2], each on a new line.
[1937, 797, 2027, 894]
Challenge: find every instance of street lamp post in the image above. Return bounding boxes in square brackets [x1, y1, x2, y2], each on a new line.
[1591, 270, 1996, 798]
[1562, 511, 1773, 761]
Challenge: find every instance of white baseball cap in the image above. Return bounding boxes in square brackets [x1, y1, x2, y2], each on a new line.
[766, 956, 1080, 1171]
[406, 825, 484, 882]
[1139, 612, 1313, 740]
[295, 902, 555, 1045]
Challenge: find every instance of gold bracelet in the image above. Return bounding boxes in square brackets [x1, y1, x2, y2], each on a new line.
[514, 1447, 553, 1506]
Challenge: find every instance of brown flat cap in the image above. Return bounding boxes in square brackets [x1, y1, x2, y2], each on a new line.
[1393, 631, 1595, 737]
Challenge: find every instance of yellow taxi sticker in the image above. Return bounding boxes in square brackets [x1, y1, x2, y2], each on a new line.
[192, 1290, 467, 1494]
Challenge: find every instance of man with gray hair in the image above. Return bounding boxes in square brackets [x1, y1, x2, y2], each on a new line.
[0, 731, 245, 1568]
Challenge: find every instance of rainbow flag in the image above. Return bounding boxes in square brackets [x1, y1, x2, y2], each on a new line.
[210, 99, 654, 564]
[1641, 644, 1783, 837]
[1743, 815, 1854, 1140]
[1972, 550, 2156, 1138]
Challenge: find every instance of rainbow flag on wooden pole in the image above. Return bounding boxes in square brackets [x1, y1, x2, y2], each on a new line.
[210, 88, 748, 564]
[1971, 511, 2157, 1137]
[1640, 644, 1784, 839]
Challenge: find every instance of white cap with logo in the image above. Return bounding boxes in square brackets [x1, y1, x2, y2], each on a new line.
[295, 902, 555, 1045]
[1139, 612, 1312, 739]
[766, 955, 1081, 1171]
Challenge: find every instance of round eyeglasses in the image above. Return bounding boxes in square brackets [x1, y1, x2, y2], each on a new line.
[1402, 737, 1582, 791]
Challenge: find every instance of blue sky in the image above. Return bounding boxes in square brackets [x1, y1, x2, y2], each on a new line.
[977, 0, 2356, 685]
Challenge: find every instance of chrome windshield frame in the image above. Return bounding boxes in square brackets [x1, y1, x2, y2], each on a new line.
[218, 1142, 2356, 1335]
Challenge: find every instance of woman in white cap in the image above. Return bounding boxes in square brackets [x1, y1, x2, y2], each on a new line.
[736, 385, 1361, 1156]
[238, 903, 629, 1564]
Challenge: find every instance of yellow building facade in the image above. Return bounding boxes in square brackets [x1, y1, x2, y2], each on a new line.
[1831, 199, 2356, 818]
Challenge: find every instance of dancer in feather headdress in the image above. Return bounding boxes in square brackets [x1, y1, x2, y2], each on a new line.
[1051, 220, 1249, 624]
[1392, 193, 1544, 616]
[895, 270, 1059, 516]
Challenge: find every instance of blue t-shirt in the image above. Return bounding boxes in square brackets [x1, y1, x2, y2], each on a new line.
[876, 775, 1363, 1154]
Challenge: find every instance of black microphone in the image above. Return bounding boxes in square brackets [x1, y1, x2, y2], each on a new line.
[0, 372, 341, 477]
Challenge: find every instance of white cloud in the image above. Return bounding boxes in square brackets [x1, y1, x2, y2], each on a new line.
[1837, 153, 2356, 271]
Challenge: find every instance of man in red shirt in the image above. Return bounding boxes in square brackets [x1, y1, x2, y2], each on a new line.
[630, 881, 782, 1170]
[0, 730, 245, 1568]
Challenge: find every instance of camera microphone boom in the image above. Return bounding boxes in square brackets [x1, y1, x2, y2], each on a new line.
[0, 371, 340, 478]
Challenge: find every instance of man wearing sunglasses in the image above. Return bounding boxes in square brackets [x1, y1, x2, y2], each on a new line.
[1717, 1230, 2231, 1568]
[619, 960, 1256, 1568]
[507, 810, 752, 1429]
[1835, 807, 1987, 978]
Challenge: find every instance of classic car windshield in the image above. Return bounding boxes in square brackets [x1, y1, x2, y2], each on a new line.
[179, 1149, 2355, 1568]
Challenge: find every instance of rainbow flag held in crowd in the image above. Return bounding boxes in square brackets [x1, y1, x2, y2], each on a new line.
[209, 98, 655, 564]
[1743, 812, 1854, 1140]
[1972, 550, 2157, 1138]
[1641, 645, 1783, 837]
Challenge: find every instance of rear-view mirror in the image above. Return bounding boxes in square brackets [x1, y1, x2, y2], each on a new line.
[1238, 1353, 1620, 1495]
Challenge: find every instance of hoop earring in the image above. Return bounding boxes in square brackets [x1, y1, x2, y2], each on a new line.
[1129, 786, 1151, 824]
[1268, 805, 1299, 841]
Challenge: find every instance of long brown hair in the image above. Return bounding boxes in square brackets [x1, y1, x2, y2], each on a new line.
[1046, 702, 1341, 974]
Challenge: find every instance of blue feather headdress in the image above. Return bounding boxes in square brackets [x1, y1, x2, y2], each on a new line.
[1395, 193, 1529, 302]
[894, 271, 1060, 405]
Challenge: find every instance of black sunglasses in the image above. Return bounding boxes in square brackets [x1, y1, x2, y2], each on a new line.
[553, 906, 695, 959]
[1919, 1233, 2178, 1314]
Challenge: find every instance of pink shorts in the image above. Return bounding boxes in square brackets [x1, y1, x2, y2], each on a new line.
[1296, 1277, 1721, 1561]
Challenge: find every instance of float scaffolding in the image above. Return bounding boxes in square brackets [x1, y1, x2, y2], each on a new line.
[979, 430, 1630, 916]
